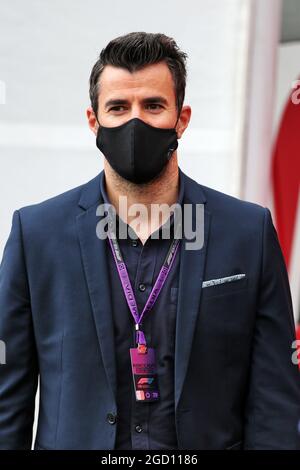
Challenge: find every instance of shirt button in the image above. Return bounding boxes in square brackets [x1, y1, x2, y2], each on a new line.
[131, 239, 138, 247]
[135, 424, 143, 433]
[107, 412, 117, 425]
[139, 283, 146, 292]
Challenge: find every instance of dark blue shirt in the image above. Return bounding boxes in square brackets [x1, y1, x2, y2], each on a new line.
[100, 171, 184, 450]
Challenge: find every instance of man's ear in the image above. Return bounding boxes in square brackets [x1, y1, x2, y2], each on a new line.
[86, 106, 99, 136]
[176, 105, 191, 139]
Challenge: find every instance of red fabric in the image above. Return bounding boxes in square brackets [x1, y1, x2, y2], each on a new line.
[272, 84, 300, 268]
[272, 80, 300, 360]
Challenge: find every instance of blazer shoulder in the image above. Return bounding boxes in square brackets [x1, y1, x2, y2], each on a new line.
[182, 173, 269, 242]
[182, 171, 266, 219]
[199, 183, 267, 220]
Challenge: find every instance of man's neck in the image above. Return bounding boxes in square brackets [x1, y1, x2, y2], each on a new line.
[104, 156, 180, 244]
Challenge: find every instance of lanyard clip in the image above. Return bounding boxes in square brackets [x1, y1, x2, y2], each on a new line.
[135, 324, 147, 353]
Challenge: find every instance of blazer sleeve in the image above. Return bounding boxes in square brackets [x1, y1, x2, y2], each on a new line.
[0, 210, 38, 449]
[244, 207, 300, 449]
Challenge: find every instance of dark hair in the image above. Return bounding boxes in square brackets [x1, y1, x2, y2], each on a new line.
[89, 32, 188, 117]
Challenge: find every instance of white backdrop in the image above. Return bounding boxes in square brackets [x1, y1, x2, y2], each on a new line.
[0, 0, 252, 256]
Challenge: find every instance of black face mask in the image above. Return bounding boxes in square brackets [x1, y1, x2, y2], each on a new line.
[96, 117, 178, 184]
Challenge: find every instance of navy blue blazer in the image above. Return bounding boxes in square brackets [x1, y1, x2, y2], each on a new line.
[0, 169, 299, 450]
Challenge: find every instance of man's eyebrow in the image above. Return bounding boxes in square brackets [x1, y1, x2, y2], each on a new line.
[104, 99, 129, 109]
[142, 96, 168, 105]
[104, 96, 168, 109]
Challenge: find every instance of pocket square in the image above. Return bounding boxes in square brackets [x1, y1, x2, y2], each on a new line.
[202, 274, 246, 288]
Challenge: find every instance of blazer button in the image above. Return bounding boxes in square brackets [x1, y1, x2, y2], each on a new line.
[107, 412, 117, 425]
[139, 283, 146, 292]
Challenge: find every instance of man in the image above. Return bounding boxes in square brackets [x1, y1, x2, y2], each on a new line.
[0, 32, 299, 450]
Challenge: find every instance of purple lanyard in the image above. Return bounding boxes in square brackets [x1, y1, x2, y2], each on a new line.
[107, 219, 181, 347]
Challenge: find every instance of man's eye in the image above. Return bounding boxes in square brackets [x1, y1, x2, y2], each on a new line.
[109, 106, 127, 112]
[146, 104, 163, 110]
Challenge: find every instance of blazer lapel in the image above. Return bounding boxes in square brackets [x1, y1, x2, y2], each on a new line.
[76, 172, 117, 401]
[174, 172, 211, 411]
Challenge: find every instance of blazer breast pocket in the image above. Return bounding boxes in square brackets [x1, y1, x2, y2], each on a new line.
[201, 274, 248, 300]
